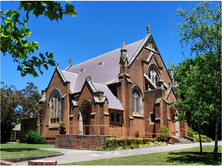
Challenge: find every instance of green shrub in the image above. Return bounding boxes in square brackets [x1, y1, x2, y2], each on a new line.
[59, 121, 66, 130]
[106, 137, 159, 148]
[143, 138, 149, 144]
[106, 137, 116, 147]
[135, 138, 143, 144]
[153, 138, 157, 142]
[194, 131, 198, 135]
[134, 131, 140, 138]
[130, 144, 135, 149]
[159, 126, 170, 141]
[116, 138, 123, 146]
[101, 146, 107, 150]
[135, 144, 139, 148]
[127, 138, 136, 145]
[187, 126, 194, 138]
[122, 138, 127, 146]
[96, 146, 104, 151]
[109, 146, 116, 150]
[122, 145, 127, 149]
[193, 133, 212, 143]
[25, 130, 46, 144]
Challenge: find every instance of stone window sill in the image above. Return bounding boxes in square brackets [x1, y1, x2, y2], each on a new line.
[133, 114, 143, 118]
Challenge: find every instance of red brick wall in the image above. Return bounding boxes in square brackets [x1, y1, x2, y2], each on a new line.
[41, 69, 70, 138]
[55, 135, 113, 150]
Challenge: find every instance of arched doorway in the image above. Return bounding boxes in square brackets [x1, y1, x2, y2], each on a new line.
[78, 100, 91, 135]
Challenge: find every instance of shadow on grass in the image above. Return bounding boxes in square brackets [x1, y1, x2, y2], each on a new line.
[1, 148, 38, 152]
[166, 151, 222, 165]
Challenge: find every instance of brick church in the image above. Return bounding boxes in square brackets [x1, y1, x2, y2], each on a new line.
[37, 25, 187, 141]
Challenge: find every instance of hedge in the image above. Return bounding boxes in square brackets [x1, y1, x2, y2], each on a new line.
[106, 137, 157, 147]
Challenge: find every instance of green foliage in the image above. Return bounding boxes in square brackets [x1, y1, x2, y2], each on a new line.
[1, 1, 77, 77]
[127, 138, 136, 145]
[172, 1, 221, 125]
[135, 144, 139, 148]
[106, 137, 157, 148]
[187, 126, 194, 138]
[25, 130, 46, 144]
[159, 126, 170, 141]
[122, 137, 127, 146]
[96, 146, 104, 151]
[1, 83, 42, 143]
[194, 131, 198, 135]
[101, 146, 107, 150]
[194, 134, 212, 143]
[135, 138, 143, 145]
[108, 146, 116, 150]
[134, 131, 140, 138]
[1, 85, 22, 143]
[143, 138, 149, 144]
[172, 1, 221, 157]
[130, 144, 135, 149]
[59, 121, 66, 130]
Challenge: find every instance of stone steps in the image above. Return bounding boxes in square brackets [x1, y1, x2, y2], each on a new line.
[177, 137, 193, 144]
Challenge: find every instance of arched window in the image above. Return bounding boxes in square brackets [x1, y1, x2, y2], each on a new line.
[132, 86, 143, 113]
[49, 89, 61, 124]
[147, 64, 160, 87]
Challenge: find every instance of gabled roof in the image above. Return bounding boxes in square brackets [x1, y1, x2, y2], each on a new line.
[79, 77, 124, 110]
[93, 83, 124, 110]
[66, 40, 143, 93]
[61, 70, 78, 93]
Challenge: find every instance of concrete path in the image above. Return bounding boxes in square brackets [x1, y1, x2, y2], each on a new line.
[17, 141, 221, 165]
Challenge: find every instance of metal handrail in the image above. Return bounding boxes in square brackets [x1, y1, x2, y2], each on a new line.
[68, 124, 166, 139]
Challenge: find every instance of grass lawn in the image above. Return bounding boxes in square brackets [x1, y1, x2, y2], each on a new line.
[63, 145, 222, 165]
[1, 142, 60, 159]
[1, 142, 55, 148]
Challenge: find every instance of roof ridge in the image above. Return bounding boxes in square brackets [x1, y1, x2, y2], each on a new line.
[93, 82, 107, 87]
[62, 70, 78, 75]
[68, 39, 143, 71]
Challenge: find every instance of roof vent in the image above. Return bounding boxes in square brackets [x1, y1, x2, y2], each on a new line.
[80, 69, 85, 72]
[98, 62, 104, 66]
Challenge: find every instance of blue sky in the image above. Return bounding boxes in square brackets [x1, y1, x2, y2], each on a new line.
[1, 1, 218, 93]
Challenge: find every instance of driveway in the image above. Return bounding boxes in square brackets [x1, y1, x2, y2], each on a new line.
[17, 141, 221, 165]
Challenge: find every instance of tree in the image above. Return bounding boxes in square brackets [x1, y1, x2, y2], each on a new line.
[20, 82, 43, 119]
[0, 82, 43, 143]
[172, 1, 221, 159]
[1, 1, 77, 77]
[1, 84, 23, 143]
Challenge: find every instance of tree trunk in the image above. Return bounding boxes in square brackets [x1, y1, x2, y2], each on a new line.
[198, 122, 202, 154]
[213, 120, 218, 159]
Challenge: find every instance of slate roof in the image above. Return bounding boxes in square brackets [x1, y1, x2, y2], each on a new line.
[61, 70, 78, 93]
[66, 39, 143, 93]
[54, 39, 146, 110]
[93, 83, 124, 110]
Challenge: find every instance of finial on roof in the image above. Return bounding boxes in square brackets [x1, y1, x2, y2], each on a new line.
[168, 61, 173, 71]
[57, 62, 59, 66]
[120, 40, 127, 57]
[121, 40, 127, 51]
[68, 58, 72, 66]
[146, 25, 151, 34]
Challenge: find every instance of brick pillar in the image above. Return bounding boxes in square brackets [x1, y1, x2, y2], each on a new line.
[180, 120, 187, 137]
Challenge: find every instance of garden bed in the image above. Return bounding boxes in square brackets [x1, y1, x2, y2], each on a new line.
[96, 137, 167, 151]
